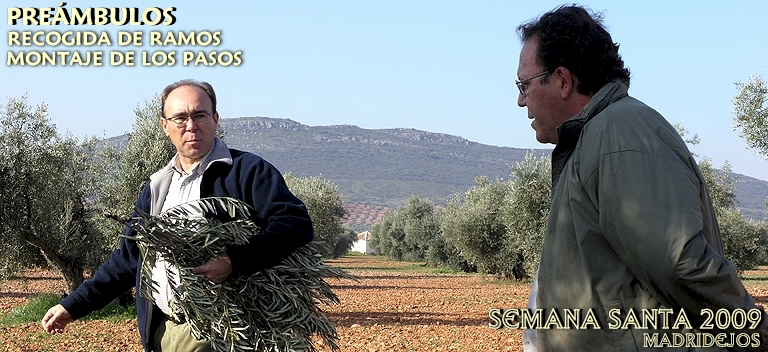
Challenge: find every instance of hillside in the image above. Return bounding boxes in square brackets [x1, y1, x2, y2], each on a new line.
[218, 117, 550, 207]
[732, 173, 768, 221]
[108, 116, 768, 230]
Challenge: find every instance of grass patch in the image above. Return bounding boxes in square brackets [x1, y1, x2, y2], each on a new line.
[335, 263, 473, 275]
[83, 302, 137, 322]
[739, 267, 768, 288]
[0, 293, 60, 325]
[742, 279, 768, 289]
[331, 255, 473, 275]
[0, 293, 137, 326]
[479, 276, 532, 286]
[430, 267, 468, 275]
[332, 264, 430, 272]
[740, 271, 768, 281]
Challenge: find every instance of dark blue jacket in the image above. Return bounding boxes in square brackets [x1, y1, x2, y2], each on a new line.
[60, 147, 314, 352]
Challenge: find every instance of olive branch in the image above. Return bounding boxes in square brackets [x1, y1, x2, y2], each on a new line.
[109, 197, 355, 352]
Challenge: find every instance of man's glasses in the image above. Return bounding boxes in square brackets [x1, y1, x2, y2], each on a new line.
[163, 112, 212, 127]
[516, 71, 549, 96]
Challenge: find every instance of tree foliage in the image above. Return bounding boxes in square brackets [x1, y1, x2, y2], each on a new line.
[698, 159, 768, 271]
[440, 154, 550, 280]
[504, 153, 551, 277]
[673, 122, 768, 271]
[0, 96, 110, 293]
[284, 174, 353, 258]
[732, 72, 768, 214]
[94, 96, 175, 240]
[369, 210, 401, 260]
[368, 196, 462, 268]
[333, 227, 359, 259]
[378, 196, 438, 262]
[733, 72, 768, 159]
[441, 177, 515, 277]
[370, 153, 551, 279]
[85, 96, 178, 306]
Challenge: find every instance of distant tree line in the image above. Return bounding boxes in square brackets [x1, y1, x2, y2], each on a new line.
[371, 150, 768, 280]
[369, 153, 551, 280]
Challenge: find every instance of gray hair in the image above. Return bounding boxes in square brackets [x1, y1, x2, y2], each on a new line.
[160, 79, 217, 116]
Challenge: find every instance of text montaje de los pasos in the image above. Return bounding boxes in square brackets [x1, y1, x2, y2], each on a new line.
[7, 30, 242, 67]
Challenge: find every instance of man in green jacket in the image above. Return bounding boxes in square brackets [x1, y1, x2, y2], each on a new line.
[516, 5, 768, 351]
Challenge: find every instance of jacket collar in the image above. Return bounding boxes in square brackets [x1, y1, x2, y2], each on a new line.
[551, 81, 629, 186]
[147, 137, 233, 215]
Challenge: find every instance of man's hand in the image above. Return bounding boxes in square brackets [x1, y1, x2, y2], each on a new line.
[192, 253, 233, 283]
[41, 304, 73, 334]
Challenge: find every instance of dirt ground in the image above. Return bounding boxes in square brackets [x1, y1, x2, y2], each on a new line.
[1, 256, 766, 352]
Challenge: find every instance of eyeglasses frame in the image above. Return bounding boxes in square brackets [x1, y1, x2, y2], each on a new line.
[516, 71, 550, 96]
[163, 111, 214, 127]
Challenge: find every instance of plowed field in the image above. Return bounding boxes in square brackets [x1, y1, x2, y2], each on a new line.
[1, 256, 766, 352]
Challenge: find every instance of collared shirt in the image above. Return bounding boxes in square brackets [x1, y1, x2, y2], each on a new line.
[150, 138, 233, 317]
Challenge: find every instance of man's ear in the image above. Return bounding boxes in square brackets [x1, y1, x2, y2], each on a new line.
[160, 118, 170, 136]
[553, 66, 576, 100]
[212, 112, 220, 124]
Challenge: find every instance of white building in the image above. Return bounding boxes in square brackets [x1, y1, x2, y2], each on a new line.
[351, 231, 374, 255]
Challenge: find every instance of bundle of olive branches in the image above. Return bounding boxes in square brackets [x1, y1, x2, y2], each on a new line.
[112, 197, 354, 352]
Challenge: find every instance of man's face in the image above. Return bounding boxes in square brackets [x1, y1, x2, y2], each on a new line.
[517, 38, 565, 144]
[161, 85, 220, 164]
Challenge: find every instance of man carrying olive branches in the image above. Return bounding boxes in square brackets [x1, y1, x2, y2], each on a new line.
[42, 79, 314, 352]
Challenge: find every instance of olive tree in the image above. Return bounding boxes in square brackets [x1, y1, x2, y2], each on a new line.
[441, 176, 516, 277]
[439, 153, 551, 280]
[504, 153, 551, 278]
[733, 73, 768, 159]
[94, 96, 176, 239]
[733, 72, 768, 214]
[698, 159, 767, 271]
[82, 96, 177, 305]
[284, 174, 354, 258]
[674, 122, 768, 271]
[0, 96, 111, 293]
[368, 196, 451, 264]
[369, 210, 404, 260]
[333, 227, 359, 259]
[398, 197, 433, 261]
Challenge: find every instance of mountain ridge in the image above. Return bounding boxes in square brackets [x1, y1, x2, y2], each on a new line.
[109, 116, 768, 225]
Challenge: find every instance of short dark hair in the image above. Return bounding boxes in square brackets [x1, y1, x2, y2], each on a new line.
[160, 79, 217, 116]
[517, 5, 630, 96]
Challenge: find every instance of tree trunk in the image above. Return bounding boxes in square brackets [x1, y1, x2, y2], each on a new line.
[115, 289, 135, 307]
[22, 192, 86, 294]
[58, 263, 85, 295]
[25, 231, 85, 295]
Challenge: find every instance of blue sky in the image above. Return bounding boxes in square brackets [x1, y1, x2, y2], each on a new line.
[2, 1, 767, 181]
